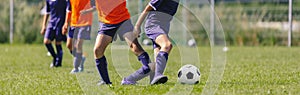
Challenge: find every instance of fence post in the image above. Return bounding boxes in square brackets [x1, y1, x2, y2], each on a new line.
[10, 0, 14, 44]
[288, 0, 293, 47]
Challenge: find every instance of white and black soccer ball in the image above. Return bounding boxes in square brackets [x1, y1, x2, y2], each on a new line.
[178, 64, 201, 84]
[187, 39, 196, 47]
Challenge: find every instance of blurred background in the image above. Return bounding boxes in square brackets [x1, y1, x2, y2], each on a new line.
[1, 0, 300, 46]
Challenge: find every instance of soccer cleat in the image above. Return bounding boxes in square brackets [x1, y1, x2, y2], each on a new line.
[50, 63, 55, 68]
[121, 78, 137, 85]
[70, 68, 79, 74]
[49, 58, 56, 68]
[47, 52, 51, 56]
[150, 75, 168, 85]
[78, 67, 83, 72]
[97, 80, 113, 88]
[50, 63, 61, 68]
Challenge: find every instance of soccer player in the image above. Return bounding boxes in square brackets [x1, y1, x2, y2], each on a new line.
[62, 0, 95, 73]
[40, 0, 67, 68]
[93, 0, 151, 85]
[124, 0, 180, 84]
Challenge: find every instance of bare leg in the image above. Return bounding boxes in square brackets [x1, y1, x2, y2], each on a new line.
[121, 32, 152, 85]
[94, 34, 113, 84]
[151, 34, 172, 84]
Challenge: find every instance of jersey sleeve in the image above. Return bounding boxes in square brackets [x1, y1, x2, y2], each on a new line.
[149, 0, 163, 10]
[66, 0, 71, 13]
[46, 0, 50, 14]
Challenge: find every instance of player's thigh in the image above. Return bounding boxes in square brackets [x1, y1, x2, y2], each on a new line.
[77, 26, 91, 40]
[44, 28, 55, 44]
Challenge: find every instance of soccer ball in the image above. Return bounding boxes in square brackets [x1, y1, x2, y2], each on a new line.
[187, 39, 196, 47]
[178, 64, 201, 84]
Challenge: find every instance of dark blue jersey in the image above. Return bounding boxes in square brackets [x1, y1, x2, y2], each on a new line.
[46, 0, 67, 29]
[149, 0, 179, 16]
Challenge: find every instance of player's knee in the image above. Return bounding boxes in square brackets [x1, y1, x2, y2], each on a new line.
[43, 39, 51, 44]
[55, 42, 62, 45]
[161, 42, 173, 51]
[94, 47, 104, 57]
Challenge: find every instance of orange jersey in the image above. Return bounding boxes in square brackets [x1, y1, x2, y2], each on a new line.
[95, 0, 130, 24]
[67, 0, 93, 27]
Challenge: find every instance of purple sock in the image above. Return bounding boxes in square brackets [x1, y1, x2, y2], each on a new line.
[45, 43, 57, 64]
[155, 51, 168, 77]
[71, 48, 77, 57]
[123, 52, 151, 82]
[73, 52, 82, 69]
[45, 43, 56, 58]
[55, 45, 63, 66]
[138, 52, 151, 74]
[95, 56, 112, 84]
[125, 67, 150, 82]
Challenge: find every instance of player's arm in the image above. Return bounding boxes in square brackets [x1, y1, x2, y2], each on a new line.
[62, 12, 71, 35]
[80, 0, 96, 15]
[62, 1, 72, 35]
[134, 5, 154, 37]
[40, 2, 50, 35]
[80, 6, 96, 15]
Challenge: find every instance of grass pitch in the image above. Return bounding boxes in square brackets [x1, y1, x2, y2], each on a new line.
[0, 44, 299, 95]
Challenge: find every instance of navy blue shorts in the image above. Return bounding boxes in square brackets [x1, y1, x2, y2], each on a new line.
[68, 25, 91, 40]
[97, 19, 133, 41]
[44, 25, 65, 42]
[145, 11, 173, 48]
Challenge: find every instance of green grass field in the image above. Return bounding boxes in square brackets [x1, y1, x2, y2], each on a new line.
[0, 44, 299, 95]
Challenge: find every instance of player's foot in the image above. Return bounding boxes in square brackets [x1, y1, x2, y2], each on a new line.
[50, 63, 55, 68]
[121, 78, 136, 85]
[150, 75, 168, 85]
[78, 67, 83, 72]
[97, 80, 113, 88]
[50, 63, 61, 68]
[47, 52, 51, 56]
[70, 68, 79, 74]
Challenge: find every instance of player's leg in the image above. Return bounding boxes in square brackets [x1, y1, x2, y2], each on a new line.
[70, 28, 82, 73]
[44, 28, 57, 67]
[54, 41, 63, 67]
[151, 34, 172, 84]
[71, 39, 84, 73]
[120, 20, 152, 84]
[66, 38, 73, 54]
[66, 27, 75, 55]
[54, 28, 66, 67]
[94, 34, 113, 85]
[149, 47, 160, 83]
[76, 39, 85, 72]
[78, 26, 92, 72]
[122, 35, 152, 84]
[123, 32, 151, 69]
